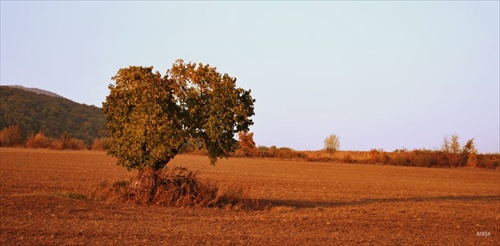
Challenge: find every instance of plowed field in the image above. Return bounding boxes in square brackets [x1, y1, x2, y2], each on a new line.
[1, 148, 499, 245]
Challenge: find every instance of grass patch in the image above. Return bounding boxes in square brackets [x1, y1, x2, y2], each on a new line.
[54, 191, 88, 200]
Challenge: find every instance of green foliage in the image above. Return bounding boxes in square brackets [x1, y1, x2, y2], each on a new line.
[55, 191, 88, 200]
[103, 66, 184, 171]
[103, 60, 255, 172]
[0, 86, 107, 145]
[170, 60, 255, 164]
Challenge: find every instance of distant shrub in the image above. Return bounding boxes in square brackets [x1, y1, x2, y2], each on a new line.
[368, 149, 390, 164]
[26, 132, 51, 149]
[431, 151, 451, 168]
[380, 153, 390, 164]
[369, 149, 380, 164]
[390, 149, 411, 166]
[411, 149, 436, 167]
[295, 151, 308, 160]
[91, 138, 111, 151]
[342, 154, 353, 163]
[307, 155, 332, 162]
[232, 149, 245, 158]
[51, 137, 86, 150]
[64, 138, 86, 150]
[254, 145, 277, 158]
[257, 146, 270, 158]
[467, 151, 478, 168]
[0, 125, 23, 147]
[25, 131, 86, 150]
[477, 154, 499, 169]
[234, 136, 499, 169]
[324, 134, 340, 153]
[275, 147, 293, 159]
[236, 131, 258, 157]
[267, 146, 278, 158]
[50, 140, 64, 150]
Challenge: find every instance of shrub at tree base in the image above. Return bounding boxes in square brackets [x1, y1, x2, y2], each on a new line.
[90, 167, 260, 209]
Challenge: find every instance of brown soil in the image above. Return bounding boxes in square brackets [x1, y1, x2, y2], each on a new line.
[1, 148, 499, 245]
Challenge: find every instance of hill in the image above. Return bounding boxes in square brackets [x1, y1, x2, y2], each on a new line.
[0, 86, 107, 145]
[5, 85, 65, 99]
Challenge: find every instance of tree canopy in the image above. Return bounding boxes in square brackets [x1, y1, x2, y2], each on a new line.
[324, 134, 340, 153]
[102, 60, 255, 172]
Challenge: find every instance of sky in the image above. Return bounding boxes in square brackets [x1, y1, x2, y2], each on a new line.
[1, 1, 499, 153]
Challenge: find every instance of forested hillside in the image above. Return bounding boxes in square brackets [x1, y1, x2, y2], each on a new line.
[5, 85, 65, 99]
[0, 86, 107, 145]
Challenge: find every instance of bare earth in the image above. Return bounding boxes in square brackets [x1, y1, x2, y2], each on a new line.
[1, 148, 499, 245]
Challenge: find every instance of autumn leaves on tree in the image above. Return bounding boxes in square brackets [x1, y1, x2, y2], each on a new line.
[102, 59, 255, 173]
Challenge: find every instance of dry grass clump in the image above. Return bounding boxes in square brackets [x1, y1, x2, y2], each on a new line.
[90, 167, 262, 209]
[54, 191, 88, 200]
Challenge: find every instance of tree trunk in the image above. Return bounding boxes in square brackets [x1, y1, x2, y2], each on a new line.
[133, 167, 159, 204]
[148, 168, 159, 204]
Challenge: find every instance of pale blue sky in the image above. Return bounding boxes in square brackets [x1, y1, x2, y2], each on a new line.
[1, 1, 499, 153]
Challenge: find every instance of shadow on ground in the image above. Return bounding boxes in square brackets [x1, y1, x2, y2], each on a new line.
[253, 195, 500, 209]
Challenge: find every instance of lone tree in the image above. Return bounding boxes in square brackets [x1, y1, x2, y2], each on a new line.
[324, 134, 340, 153]
[462, 138, 478, 168]
[102, 59, 255, 183]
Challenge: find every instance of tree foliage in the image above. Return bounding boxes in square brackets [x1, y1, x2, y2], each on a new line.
[0, 125, 23, 147]
[324, 134, 340, 153]
[237, 131, 257, 157]
[103, 60, 255, 172]
[442, 134, 461, 154]
[25, 131, 51, 149]
[170, 60, 255, 164]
